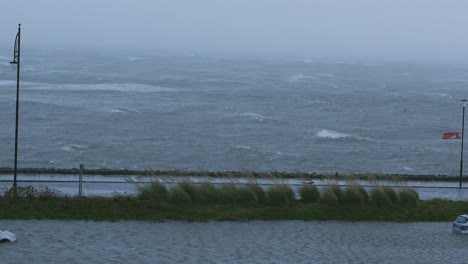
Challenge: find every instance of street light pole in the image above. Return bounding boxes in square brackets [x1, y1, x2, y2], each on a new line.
[460, 98, 467, 188]
[9, 24, 21, 194]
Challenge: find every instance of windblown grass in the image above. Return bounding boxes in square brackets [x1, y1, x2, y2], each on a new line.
[130, 174, 419, 210]
[299, 183, 320, 203]
[266, 184, 295, 206]
[399, 187, 419, 206]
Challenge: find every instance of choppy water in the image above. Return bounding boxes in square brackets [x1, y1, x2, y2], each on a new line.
[1, 49, 468, 175]
[0, 220, 466, 264]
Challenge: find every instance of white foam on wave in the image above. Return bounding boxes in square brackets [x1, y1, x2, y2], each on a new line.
[0, 80, 16, 86]
[111, 107, 141, 115]
[316, 129, 351, 139]
[60, 144, 87, 154]
[315, 129, 372, 141]
[287, 73, 317, 83]
[403, 166, 414, 171]
[0, 80, 47, 87]
[316, 73, 335, 78]
[128, 56, 142, 62]
[236, 145, 252, 150]
[242, 112, 267, 122]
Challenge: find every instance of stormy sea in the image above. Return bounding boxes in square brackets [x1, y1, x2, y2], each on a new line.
[0, 49, 466, 176]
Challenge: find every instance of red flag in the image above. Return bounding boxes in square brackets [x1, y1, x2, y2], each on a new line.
[443, 132, 461, 139]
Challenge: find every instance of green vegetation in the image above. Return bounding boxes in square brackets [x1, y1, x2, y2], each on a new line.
[0, 179, 465, 222]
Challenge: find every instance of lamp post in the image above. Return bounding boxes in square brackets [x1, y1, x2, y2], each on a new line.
[460, 98, 467, 188]
[9, 24, 20, 194]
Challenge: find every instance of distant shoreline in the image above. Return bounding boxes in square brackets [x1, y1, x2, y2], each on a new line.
[0, 167, 462, 182]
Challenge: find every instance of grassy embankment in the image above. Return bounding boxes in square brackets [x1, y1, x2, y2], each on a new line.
[0, 176, 466, 222]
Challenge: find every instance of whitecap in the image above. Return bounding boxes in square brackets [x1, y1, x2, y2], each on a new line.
[111, 107, 141, 115]
[236, 145, 252, 150]
[242, 112, 267, 122]
[316, 129, 351, 139]
[0, 80, 16, 86]
[403, 166, 414, 171]
[316, 73, 335, 78]
[60, 144, 87, 153]
[287, 73, 317, 83]
[128, 56, 142, 62]
[315, 129, 373, 142]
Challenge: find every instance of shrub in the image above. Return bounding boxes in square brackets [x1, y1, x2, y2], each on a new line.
[321, 186, 339, 206]
[370, 187, 392, 207]
[299, 184, 320, 203]
[267, 184, 295, 206]
[3, 186, 62, 200]
[36, 187, 62, 200]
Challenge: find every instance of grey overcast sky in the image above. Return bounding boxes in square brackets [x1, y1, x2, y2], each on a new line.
[1, 0, 468, 61]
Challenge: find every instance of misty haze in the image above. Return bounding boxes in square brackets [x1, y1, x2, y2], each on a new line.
[1, 1, 468, 263]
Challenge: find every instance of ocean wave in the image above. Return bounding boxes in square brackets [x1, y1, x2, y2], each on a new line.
[235, 145, 252, 150]
[0, 80, 37, 87]
[23, 83, 176, 93]
[128, 56, 142, 62]
[242, 112, 268, 122]
[111, 107, 141, 115]
[316, 129, 370, 141]
[60, 144, 87, 154]
[287, 73, 317, 83]
[316, 129, 351, 139]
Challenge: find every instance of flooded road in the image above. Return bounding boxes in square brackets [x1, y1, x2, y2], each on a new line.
[0, 220, 466, 264]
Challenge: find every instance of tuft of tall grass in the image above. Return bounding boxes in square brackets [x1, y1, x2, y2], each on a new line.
[382, 186, 399, 204]
[330, 184, 344, 205]
[136, 181, 168, 201]
[195, 182, 220, 204]
[299, 183, 320, 203]
[399, 187, 419, 206]
[178, 180, 198, 200]
[219, 183, 239, 204]
[246, 182, 266, 204]
[321, 186, 339, 206]
[344, 185, 366, 206]
[169, 185, 192, 204]
[266, 184, 295, 206]
[370, 187, 392, 207]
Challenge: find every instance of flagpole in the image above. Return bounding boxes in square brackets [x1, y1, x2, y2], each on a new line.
[460, 98, 467, 188]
